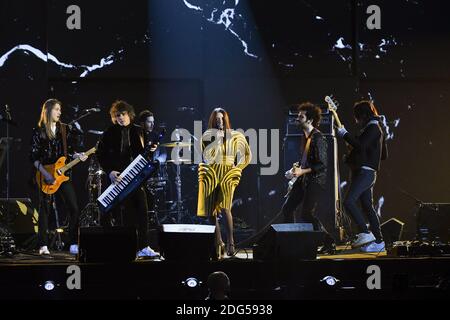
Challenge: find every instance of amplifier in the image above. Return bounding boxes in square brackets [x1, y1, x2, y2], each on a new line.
[286, 108, 334, 136]
[416, 203, 450, 243]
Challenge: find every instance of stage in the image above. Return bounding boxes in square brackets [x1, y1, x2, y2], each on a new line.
[1, 247, 449, 300]
[2, 0, 450, 303]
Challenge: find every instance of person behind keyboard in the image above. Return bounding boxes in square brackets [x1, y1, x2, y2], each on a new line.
[97, 100, 159, 259]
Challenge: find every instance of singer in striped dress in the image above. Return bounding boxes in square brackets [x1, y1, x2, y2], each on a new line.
[197, 108, 252, 257]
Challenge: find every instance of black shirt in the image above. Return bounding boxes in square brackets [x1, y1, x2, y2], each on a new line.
[299, 129, 328, 187]
[343, 119, 387, 171]
[97, 124, 145, 175]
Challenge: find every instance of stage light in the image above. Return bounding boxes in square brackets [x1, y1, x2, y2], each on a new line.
[321, 276, 340, 286]
[182, 277, 202, 288]
[43, 281, 56, 291]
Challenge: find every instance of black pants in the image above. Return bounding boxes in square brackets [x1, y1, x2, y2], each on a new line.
[282, 180, 324, 225]
[281, 180, 334, 245]
[102, 186, 149, 250]
[344, 169, 383, 242]
[37, 181, 79, 247]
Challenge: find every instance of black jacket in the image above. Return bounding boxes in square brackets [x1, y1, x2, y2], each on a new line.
[96, 124, 144, 175]
[343, 119, 388, 171]
[299, 129, 328, 187]
[30, 123, 82, 165]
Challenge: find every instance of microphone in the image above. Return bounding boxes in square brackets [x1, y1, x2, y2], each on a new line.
[1, 105, 18, 126]
[84, 108, 101, 113]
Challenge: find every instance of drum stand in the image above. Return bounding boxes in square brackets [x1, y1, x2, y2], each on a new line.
[80, 158, 104, 227]
[171, 161, 191, 223]
[49, 195, 65, 251]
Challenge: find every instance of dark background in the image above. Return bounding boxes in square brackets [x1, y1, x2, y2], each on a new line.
[1, 0, 449, 240]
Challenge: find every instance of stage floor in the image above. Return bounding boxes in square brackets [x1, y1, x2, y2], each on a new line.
[0, 247, 449, 300]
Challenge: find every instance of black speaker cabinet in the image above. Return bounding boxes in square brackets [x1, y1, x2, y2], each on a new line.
[159, 224, 216, 261]
[253, 223, 323, 260]
[78, 226, 137, 263]
[416, 203, 450, 243]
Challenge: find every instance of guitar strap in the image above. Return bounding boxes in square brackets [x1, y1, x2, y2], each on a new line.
[60, 123, 68, 158]
[300, 130, 314, 168]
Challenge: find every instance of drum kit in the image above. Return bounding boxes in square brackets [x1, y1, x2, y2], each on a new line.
[80, 138, 200, 227]
[147, 141, 198, 225]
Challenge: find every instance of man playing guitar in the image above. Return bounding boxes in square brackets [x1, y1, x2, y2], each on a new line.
[281, 102, 335, 253]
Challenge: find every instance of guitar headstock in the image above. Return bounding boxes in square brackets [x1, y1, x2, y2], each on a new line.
[325, 95, 339, 112]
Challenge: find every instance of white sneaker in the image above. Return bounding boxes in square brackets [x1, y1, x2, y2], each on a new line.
[361, 241, 385, 253]
[39, 246, 50, 255]
[137, 246, 160, 258]
[352, 232, 376, 248]
[69, 244, 79, 255]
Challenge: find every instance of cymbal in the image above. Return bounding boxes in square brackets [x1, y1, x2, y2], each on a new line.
[160, 142, 193, 147]
[167, 159, 192, 164]
[88, 130, 104, 135]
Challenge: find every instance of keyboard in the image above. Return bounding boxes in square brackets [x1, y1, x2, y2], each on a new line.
[97, 155, 156, 213]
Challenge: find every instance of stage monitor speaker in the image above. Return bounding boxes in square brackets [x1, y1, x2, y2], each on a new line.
[253, 223, 323, 260]
[78, 226, 137, 263]
[381, 218, 405, 245]
[159, 224, 216, 261]
[0, 198, 37, 247]
[417, 203, 450, 243]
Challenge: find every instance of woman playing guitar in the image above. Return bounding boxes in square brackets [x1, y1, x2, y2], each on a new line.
[30, 99, 88, 255]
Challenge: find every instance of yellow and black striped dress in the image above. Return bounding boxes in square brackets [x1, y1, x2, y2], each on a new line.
[197, 129, 252, 217]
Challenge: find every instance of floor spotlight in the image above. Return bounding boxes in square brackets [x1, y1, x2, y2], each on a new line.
[321, 276, 340, 286]
[43, 281, 56, 291]
[182, 277, 202, 288]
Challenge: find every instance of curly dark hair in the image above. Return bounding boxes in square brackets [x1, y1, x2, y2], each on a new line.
[297, 102, 322, 128]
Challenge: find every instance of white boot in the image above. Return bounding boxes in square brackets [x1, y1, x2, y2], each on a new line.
[39, 246, 50, 255]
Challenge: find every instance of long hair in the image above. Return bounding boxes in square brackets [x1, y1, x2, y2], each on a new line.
[109, 100, 136, 124]
[38, 98, 61, 139]
[353, 100, 379, 124]
[207, 108, 231, 130]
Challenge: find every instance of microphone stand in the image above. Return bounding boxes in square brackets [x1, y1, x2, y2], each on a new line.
[67, 110, 96, 128]
[4, 106, 11, 200]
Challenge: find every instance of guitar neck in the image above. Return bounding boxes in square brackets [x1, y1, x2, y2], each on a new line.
[330, 109, 343, 128]
[60, 147, 96, 174]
